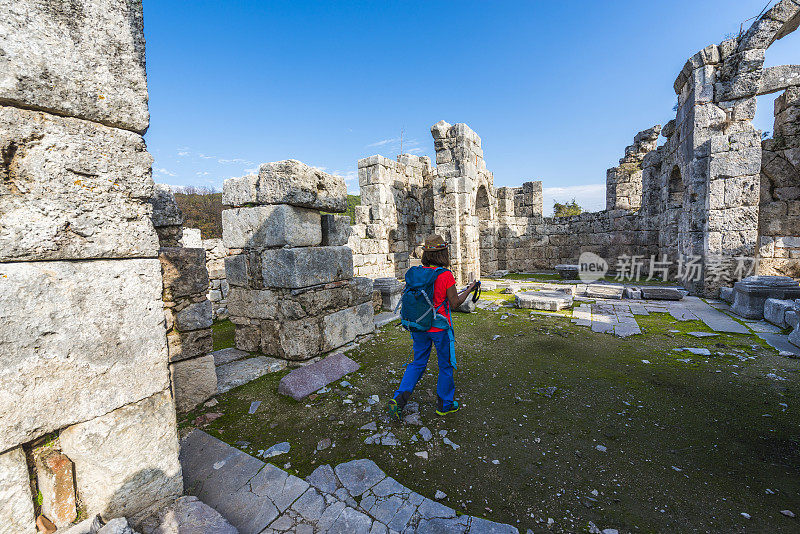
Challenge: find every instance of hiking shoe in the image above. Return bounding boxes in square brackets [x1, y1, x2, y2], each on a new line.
[436, 400, 460, 416]
[387, 398, 403, 421]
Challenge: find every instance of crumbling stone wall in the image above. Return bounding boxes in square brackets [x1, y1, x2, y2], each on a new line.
[0, 1, 182, 530]
[223, 160, 375, 360]
[606, 126, 661, 211]
[349, 154, 434, 278]
[202, 238, 232, 319]
[759, 86, 800, 277]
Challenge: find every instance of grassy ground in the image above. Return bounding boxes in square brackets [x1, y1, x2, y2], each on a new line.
[191, 308, 800, 533]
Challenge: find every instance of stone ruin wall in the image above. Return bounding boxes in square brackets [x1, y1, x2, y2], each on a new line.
[352, 0, 800, 296]
[0, 1, 182, 531]
[203, 238, 232, 319]
[222, 160, 375, 361]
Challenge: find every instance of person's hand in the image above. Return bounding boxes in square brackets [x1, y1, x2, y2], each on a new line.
[469, 281, 479, 292]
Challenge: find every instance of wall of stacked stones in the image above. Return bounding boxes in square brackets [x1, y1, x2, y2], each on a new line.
[0, 1, 182, 531]
[759, 86, 800, 277]
[202, 238, 231, 319]
[223, 160, 374, 361]
[349, 154, 434, 278]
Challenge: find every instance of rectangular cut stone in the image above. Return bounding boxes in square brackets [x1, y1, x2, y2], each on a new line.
[639, 287, 684, 300]
[0, 447, 35, 534]
[222, 160, 347, 212]
[59, 390, 183, 522]
[0, 0, 149, 133]
[0, 106, 158, 261]
[170, 355, 218, 413]
[732, 276, 800, 319]
[321, 303, 375, 351]
[175, 300, 213, 332]
[150, 184, 183, 228]
[260, 246, 354, 288]
[167, 328, 213, 362]
[0, 259, 169, 451]
[34, 449, 77, 528]
[278, 353, 360, 400]
[222, 205, 321, 249]
[321, 214, 352, 246]
[160, 248, 209, 301]
[586, 284, 625, 299]
[515, 291, 573, 311]
[257, 317, 324, 359]
[764, 298, 797, 328]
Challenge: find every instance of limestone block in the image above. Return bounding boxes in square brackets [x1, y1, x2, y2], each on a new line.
[167, 328, 213, 362]
[0, 259, 169, 451]
[0, 0, 149, 133]
[181, 228, 202, 248]
[260, 246, 354, 289]
[0, 106, 158, 261]
[170, 355, 218, 413]
[278, 353, 360, 400]
[150, 184, 183, 228]
[159, 248, 209, 300]
[515, 291, 573, 311]
[59, 390, 183, 521]
[175, 300, 213, 332]
[222, 205, 321, 249]
[228, 287, 279, 319]
[223, 160, 347, 212]
[258, 317, 324, 359]
[639, 287, 684, 300]
[321, 302, 375, 351]
[34, 448, 77, 528]
[764, 298, 797, 328]
[0, 447, 35, 534]
[322, 214, 352, 246]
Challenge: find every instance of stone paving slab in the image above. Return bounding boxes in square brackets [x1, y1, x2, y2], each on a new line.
[374, 311, 400, 328]
[757, 333, 800, 357]
[681, 297, 750, 334]
[743, 320, 784, 333]
[217, 356, 287, 394]
[180, 431, 519, 534]
[212, 347, 250, 366]
[278, 353, 360, 401]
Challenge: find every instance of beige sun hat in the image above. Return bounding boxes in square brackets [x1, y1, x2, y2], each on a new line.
[421, 235, 449, 251]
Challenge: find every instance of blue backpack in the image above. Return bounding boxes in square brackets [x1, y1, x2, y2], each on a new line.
[396, 266, 452, 332]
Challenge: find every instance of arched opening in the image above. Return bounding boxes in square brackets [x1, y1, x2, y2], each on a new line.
[668, 166, 684, 207]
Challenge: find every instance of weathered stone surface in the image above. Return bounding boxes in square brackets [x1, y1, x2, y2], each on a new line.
[322, 214, 352, 246]
[223, 160, 347, 212]
[149, 496, 238, 534]
[278, 353, 360, 400]
[159, 248, 209, 300]
[732, 276, 800, 319]
[639, 287, 684, 300]
[586, 284, 625, 300]
[211, 347, 250, 366]
[175, 300, 213, 332]
[373, 277, 404, 311]
[0, 259, 168, 451]
[321, 303, 375, 351]
[181, 228, 202, 248]
[34, 448, 77, 528]
[170, 355, 218, 413]
[765, 298, 798, 328]
[0, 0, 149, 133]
[307, 465, 339, 494]
[216, 356, 286, 394]
[222, 205, 322, 249]
[96, 518, 135, 534]
[59, 390, 182, 521]
[720, 287, 735, 303]
[333, 459, 386, 497]
[554, 264, 580, 279]
[260, 246, 354, 288]
[515, 291, 573, 311]
[0, 446, 35, 534]
[167, 328, 213, 363]
[0, 106, 158, 261]
[150, 184, 183, 228]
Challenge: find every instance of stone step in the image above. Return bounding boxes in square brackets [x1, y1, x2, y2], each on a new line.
[216, 356, 287, 394]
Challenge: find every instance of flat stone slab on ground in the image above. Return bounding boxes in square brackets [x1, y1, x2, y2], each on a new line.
[374, 312, 400, 328]
[640, 287, 684, 300]
[217, 356, 287, 394]
[515, 290, 573, 311]
[212, 347, 250, 366]
[586, 284, 624, 300]
[278, 353, 360, 401]
[681, 297, 750, 334]
[757, 333, 800, 357]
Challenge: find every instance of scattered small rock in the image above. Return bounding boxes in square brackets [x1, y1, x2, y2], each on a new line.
[641, 360, 651, 364]
[262, 442, 291, 458]
[415, 451, 428, 459]
[248, 401, 261, 414]
[403, 412, 423, 426]
[781, 510, 795, 518]
[596, 445, 607, 452]
[368, 394, 379, 405]
[204, 398, 218, 408]
[443, 437, 460, 450]
[193, 412, 222, 427]
[741, 512, 751, 519]
[537, 386, 557, 398]
[492, 335, 501, 341]
[340, 381, 351, 387]
[492, 459, 500, 465]
[316, 438, 331, 451]
[36, 515, 56, 534]
[435, 490, 447, 500]
[420, 427, 433, 442]
[360, 421, 377, 432]
[438, 429, 448, 437]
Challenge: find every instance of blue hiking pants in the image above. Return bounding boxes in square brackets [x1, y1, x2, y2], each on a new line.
[394, 329, 456, 410]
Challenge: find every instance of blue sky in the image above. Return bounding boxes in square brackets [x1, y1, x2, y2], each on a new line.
[143, 0, 798, 214]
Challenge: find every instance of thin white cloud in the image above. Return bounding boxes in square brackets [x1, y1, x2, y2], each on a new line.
[542, 183, 606, 216]
[177, 151, 189, 157]
[218, 158, 254, 165]
[198, 153, 214, 159]
[244, 167, 258, 174]
[156, 167, 176, 176]
[367, 138, 397, 147]
[196, 171, 210, 176]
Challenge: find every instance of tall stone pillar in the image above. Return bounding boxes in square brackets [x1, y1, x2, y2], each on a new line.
[223, 160, 375, 360]
[0, 1, 181, 530]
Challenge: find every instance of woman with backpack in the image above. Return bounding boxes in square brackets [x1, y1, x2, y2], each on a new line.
[388, 235, 479, 420]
